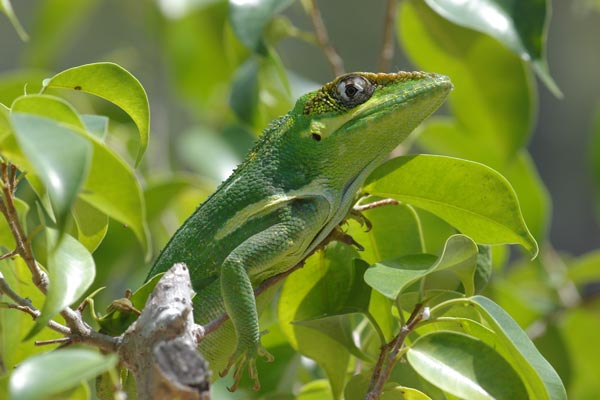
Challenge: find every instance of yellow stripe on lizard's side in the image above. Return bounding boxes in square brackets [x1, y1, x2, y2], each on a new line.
[214, 180, 334, 241]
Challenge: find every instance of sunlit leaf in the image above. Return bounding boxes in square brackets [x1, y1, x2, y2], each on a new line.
[0, 257, 65, 370]
[364, 155, 538, 256]
[72, 199, 109, 253]
[42, 62, 149, 165]
[422, 0, 561, 96]
[347, 202, 424, 265]
[401, 2, 535, 163]
[470, 296, 566, 399]
[25, 229, 95, 340]
[9, 349, 117, 400]
[364, 234, 478, 300]
[279, 243, 366, 398]
[407, 331, 527, 399]
[297, 379, 334, 400]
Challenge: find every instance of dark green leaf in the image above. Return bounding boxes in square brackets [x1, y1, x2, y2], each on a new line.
[423, 0, 561, 96]
[10, 112, 92, 229]
[228, 0, 295, 52]
[364, 155, 538, 256]
[9, 349, 117, 400]
[25, 229, 95, 340]
[474, 245, 493, 293]
[42, 62, 149, 165]
[407, 331, 528, 399]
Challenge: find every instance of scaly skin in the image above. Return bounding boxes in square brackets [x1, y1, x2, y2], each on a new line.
[146, 71, 452, 390]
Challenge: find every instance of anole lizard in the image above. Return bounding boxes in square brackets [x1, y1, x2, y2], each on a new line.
[146, 71, 452, 391]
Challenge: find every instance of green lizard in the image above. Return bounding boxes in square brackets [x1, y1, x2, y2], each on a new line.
[146, 71, 452, 390]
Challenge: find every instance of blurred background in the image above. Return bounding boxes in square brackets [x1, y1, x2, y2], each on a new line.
[1, 0, 599, 261]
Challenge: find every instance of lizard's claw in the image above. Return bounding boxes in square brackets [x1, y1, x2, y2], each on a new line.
[220, 343, 274, 392]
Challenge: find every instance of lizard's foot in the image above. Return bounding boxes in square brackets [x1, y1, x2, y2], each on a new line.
[219, 342, 274, 392]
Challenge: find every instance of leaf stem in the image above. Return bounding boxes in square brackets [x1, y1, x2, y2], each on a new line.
[378, 0, 398, 72]
[304, 0, 345, 76]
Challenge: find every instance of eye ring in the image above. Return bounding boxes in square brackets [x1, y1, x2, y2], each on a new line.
[335, 75, 375, 108]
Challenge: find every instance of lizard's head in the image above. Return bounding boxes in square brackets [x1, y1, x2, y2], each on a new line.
[281, 71, 452, 190]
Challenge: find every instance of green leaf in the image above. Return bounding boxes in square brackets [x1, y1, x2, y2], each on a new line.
[381, 386, 433, 400]
[422, 0, 561, 96]
[279, 243, 366, 398]
[25, 229, 95, 340]
[0, 70, 47, 106]
[297, 380, 334, 400]
[79, 132, 149, 255]
[0, 197, 28, 249]
[0, 257, 65, 371]
[11, 94, 85, 128]
[9, 349, 117, 400]
[347, 202, 424, 265]
[364, 234, 478, 300]
[10, 112, 92, 229]
[364, 154, 538, 256]
[567, 249, 600, 285]
[0, 0, 29, 40]
[163, 2, 244, 111]
[401, 2, 535, 162]
[228, 0, 295, 53]
[561, 308, 600, 399]
[42, 62, 149, 165]
[81, 114, 109, 140]
[72, 199, 109, 253]
[469, 296, 567, 400]
[176, 126, 241, 184]
[500, 152, 551, 245]
[407, 331, 528, 399]
[230, 52, 292, 132]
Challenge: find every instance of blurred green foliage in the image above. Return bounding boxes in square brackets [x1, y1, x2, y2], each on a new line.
[0, 0, 599, 399]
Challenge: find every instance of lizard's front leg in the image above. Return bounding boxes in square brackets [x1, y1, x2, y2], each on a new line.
[219, 199, 328, 391]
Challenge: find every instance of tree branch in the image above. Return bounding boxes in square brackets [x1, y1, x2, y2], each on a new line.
[366, 303, 428, 400]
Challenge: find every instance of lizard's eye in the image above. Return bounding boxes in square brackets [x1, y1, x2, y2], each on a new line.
[335, 75, 375, 108]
